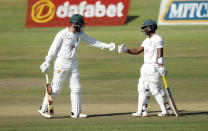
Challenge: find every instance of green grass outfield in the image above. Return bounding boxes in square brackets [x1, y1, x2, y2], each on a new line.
[0, 0, 208, 130]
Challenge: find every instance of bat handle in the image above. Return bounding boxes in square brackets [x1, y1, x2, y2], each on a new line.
[162, 76, 168, 88]
[45, 73, 49, 84]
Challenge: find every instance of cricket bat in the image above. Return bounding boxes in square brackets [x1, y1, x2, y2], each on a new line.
[45, 73, 54, 115]
[162, 76, 180, 117]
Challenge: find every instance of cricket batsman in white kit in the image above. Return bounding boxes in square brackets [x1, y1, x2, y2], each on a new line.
[38, 14, 115, 118]
[118, 19, 172, 117]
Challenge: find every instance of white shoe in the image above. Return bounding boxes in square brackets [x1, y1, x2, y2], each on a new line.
[132, 112, 147, 117]
[71, 112, 88, 118]
[38, 110, 52, 118]
[142, 111, 148, 117]
[78, 113, 88, 118]
[158, 112, 168, 117]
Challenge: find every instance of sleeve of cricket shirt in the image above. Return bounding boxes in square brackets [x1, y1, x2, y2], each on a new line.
[155, 35, 163, 49]
[141, 39, 146, 47]
[80, 32, 111, 50]
[156, 41, 163, 49]
[45, 30, 63, 63]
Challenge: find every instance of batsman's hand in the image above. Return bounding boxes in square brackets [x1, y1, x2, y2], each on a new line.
[158, 66, 167, 76]
[40, 61, 50, 73]
[109, 42, 115, 51]
[118, 44, 127, 53]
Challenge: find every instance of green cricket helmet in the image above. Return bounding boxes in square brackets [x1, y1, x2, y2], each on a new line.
[141, 19, 157, 30]
[69, 14, 85, 26]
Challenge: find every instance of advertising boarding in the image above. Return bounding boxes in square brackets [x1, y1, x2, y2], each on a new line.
[25, 0, 130, 27]
[158, 0, 208, 25]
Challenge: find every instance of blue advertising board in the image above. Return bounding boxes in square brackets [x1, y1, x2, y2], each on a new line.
[158, 0, 208, 25]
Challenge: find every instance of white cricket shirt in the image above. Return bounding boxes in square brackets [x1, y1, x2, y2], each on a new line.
[45, 27, 110, 62]
[141, 34, 163, 64]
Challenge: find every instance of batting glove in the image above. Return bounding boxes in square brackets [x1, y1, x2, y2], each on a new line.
[158, 66, 167, 76]
[109, 42, 115, 51]
[40, 61, 50, 73]
[118, 44, 127, 53]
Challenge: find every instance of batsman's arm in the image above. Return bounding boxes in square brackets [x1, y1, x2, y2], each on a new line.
[157, 48, 163, 58]
[45, 32, 63, 62]
[40, 32, 63, 73]
[80, 32, 114, 50]
[126, 46, 144, 55]
[157, 47, 164, 66]
[156, 40, 164, 66]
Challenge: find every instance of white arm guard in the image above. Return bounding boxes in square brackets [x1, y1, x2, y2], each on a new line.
[158, 57, 164, 64]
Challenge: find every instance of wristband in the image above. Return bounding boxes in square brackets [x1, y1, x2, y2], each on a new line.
[158, 57, 164, 64]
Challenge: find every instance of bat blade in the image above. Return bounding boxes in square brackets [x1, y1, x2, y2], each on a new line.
[162, 76, 180, 117]
[166, 86, 180, 117]
[45, 74, 54, 115]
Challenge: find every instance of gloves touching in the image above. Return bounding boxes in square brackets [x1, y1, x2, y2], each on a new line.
[118, 44, 127, 53]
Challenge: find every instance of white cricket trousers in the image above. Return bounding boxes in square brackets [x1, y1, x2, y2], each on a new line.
[40, 57, 82, 116]
[137, 63, 167, 114]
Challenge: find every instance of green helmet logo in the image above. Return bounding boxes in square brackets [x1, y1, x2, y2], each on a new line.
[70, 14, 85, 25]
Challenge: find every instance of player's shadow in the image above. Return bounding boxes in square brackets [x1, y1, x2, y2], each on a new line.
[149, 110, 208, 117]
[52, 110, 208, 119]
[180, 111, 208, 116]
[87, 111, 163, 118]
[52, 112, 134, 119]
[88, 112, 133, 118]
